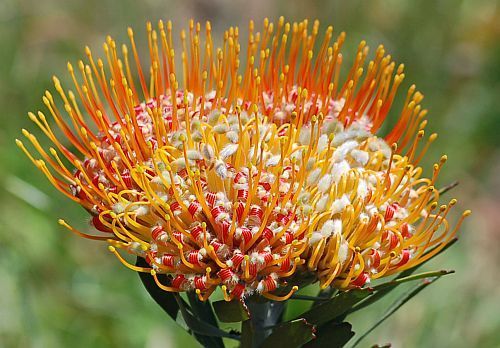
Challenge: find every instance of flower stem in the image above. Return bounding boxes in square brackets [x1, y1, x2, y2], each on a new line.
[244, 299, 286, 347]
[186, 292, 224, 348]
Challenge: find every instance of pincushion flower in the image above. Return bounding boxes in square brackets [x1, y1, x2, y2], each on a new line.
[17, 18, 470, 303]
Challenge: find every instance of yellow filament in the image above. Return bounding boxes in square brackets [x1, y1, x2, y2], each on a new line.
[108, 246, 151, 272]
[262, 286, 298, 301]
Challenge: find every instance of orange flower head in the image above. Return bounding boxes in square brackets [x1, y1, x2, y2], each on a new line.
[17, 18, 470, 301]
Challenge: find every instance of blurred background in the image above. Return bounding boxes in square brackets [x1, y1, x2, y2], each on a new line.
[1, 0, 499, 347]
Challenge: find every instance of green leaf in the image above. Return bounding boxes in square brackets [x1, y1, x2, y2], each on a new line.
[312, 287, 337, 307]
[351, 276, 442, 347]
[213, 300, 250, 323]
[304, 322, 354, 348]
[260, 319, 316, 348]
[240, 320, 254, 348]
[297, 289, 372, 326]
[173, 294, 240, 342]
[187, 292, 225, 348]
[372, 269, 454, 291]
[136, 257, 179, 321]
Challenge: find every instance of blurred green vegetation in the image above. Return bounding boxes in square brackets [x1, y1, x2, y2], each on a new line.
[1, 0, 499, 347]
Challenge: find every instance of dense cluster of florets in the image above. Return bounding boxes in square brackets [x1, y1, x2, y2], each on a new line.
[17, 18, 469, 301]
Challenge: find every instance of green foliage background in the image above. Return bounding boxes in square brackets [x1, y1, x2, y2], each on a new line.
[0, 0, 499, 347]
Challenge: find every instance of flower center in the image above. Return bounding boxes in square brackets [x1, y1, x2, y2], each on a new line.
[72, 86, 426, 298]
